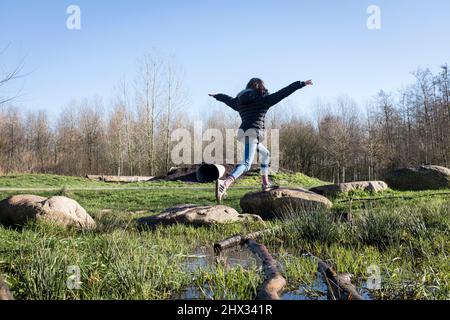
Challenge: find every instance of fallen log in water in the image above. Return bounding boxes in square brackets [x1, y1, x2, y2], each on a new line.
[0, 278, 14, 300]
[86, 175, 154, 183]
[245, 239, 286, 300]
[213, 229, 275, 253]
[317, 258, 363, 300]
[213, 229, 285, 300]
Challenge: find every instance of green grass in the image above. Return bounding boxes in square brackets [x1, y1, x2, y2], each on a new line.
[277, 197, 449, 299]
[234, 171, 326, 188]
[0, 173, 448, 300]
[0, 171, 326, 190]
[0, 173, 194, 189]
[0, 174, 108, 189]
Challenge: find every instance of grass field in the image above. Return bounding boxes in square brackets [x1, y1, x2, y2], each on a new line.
[0, 173, 449, 300]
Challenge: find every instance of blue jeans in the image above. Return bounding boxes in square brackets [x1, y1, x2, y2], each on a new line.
[230, 136, 270, 179]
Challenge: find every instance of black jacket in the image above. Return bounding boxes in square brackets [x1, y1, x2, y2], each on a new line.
[214, 81, 306, 138]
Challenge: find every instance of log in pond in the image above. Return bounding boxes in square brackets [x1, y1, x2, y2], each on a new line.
[245, 239, 286, 300]
[317, 258, 363, 300]
[214, 230, 266, 253]
[213, 228, 280, 253]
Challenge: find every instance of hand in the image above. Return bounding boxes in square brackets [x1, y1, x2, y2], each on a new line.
[304, 80, 313, 86]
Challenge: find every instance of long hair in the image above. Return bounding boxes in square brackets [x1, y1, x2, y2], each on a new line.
[246, 78, 268, 96]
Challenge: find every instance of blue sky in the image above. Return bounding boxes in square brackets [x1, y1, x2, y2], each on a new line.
[1, 0, 449, 121]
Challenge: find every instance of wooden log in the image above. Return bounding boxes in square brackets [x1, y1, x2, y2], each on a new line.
[317, 259, 364, 300]
[0, 278, 14, 300]
[213, 227, 280, 254]
[102, 176, 154, 183]
[214, 230, 267, 254]
[245, 239, 286, 300]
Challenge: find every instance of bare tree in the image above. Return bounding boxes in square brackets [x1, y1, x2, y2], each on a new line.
[0, 45, 27, 105]
[78, 98, 105, 174]
[135, 51, 164, 176]
[54, 103, 82, 174]
[107, 103, 127, 176]
[163, 58, 185, 173]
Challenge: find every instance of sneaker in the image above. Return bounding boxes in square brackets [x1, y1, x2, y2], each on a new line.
[215, 179, 228, 204]
[262, 183, 280, 192]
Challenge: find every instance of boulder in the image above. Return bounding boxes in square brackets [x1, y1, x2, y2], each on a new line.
[384, 165, 450, 190]
[240, 188, 333, 220]
[137, 204, 263, 227]
[0, 195, 47, 225]
[0, 195, 96, 229]
[310, 181, 388, 196]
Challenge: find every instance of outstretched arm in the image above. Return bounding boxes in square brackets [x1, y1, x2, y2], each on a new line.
[264, 80, 313, 107]
[209, 93, 238, 111]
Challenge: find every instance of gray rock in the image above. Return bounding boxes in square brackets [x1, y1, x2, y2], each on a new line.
[137, 204, 263, 227]
[0, 195, 96, 229]
[385, 165, 450, 190]
[240, 188, 333, 220]
[310, 181, 388, 196]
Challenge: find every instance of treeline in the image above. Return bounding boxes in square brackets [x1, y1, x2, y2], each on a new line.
[279, 66, 450, 182]
[0, 52, 188, 177]
[0, 55, 449, 182]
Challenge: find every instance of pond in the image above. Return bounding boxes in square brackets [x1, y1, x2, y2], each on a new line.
[173, 245, 373, 300]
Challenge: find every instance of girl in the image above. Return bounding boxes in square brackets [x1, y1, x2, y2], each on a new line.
[210, 78, 313, 203]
